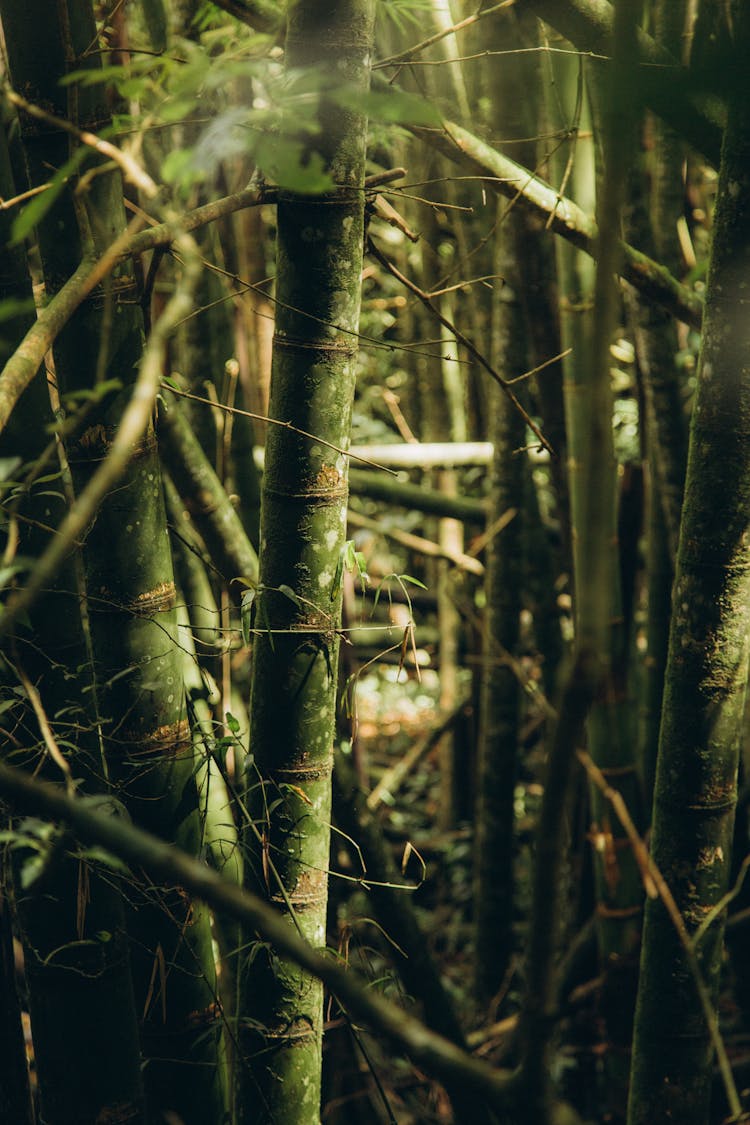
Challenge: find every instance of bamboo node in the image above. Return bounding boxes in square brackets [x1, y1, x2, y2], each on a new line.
[117, 718, 192, 758]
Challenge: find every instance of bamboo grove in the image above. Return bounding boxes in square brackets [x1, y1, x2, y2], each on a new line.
[0, 1, 749, 1124]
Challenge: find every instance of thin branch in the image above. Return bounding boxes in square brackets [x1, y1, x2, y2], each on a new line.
[347, 508, 484, 576]
[375, 1, 514, 69]
[0, 215, 144, 437]
[161, 383, 399, 476]
[578, 750, 742, 1120]
[6, 89, 159, 200]
[366, 706, 466, 811]
[11, 657, 74, 792]
[0, 182, 51, 210]
[368, 236, 554, 457]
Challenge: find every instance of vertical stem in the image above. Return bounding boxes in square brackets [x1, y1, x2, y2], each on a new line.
[238, 5, 375, 1122]
[628, 6, 750, 1120]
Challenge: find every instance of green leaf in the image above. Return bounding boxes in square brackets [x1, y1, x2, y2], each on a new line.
[278, 583, 304, 609]
[241, 587, 257, 645]
[253, 134, 335, 194]
[398, 574, 428, 589]
[12, 146, 91, 245]
[60, 379, 122, 406]
[0, 296, 35, 323]
[225, 711, 241, 735]
[332, 87, 442, 128]
[20, 854, 46, 889]
[0, 560, 31, 589]
[378, 0, 434, 33]
[80, 846, 130, 874]
[0, 457, 21, 482]
[161, 147, 199, 191]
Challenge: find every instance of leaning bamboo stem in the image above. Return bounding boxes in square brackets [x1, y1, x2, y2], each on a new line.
[406, 116, 703, 329]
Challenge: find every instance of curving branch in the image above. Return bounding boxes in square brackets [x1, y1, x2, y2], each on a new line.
[0, 757, 519, 1117]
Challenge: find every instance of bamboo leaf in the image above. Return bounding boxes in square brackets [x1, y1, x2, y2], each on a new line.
[332, 86, 442, 127]
[79, 845, 130, 874]
[11, 146, 91, 245]
[241, 588, 257, 645]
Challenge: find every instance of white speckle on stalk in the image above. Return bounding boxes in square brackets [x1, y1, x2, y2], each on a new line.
[318, 570, 332, 588]
[325, 529, 338, 550]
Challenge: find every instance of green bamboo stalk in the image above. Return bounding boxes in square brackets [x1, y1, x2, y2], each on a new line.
[549, 21, 645, 1109]
[0, 97, 148, 1125]
[222, 0, 722, 166]
[0, 5, 227, 1120]
[237, 4, 375, 1121]
[165, 476, 223, 659]
[209, 0, 282, 34]
[473, 6, 528, 1004]
[626, 1, 689, 808]
[628, 6, 750, 1119]
[0, 106, 704, 443]
[228, 380, 263, 551]
[515, 654, 597, 1120]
